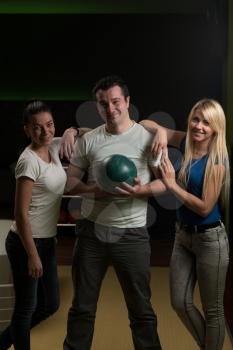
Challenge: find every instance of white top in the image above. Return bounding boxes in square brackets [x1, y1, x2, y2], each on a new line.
[11, 138, 66, 238]
[71, 123, 157, 228]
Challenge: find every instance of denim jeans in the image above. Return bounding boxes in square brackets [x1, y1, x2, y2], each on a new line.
[64, 219, 162, 350]
[170, 223, 229, 350]
[0, 231, 60, 350]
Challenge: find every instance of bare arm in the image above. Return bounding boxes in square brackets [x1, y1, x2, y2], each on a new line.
[14, 177, 43, 278]
[65, 163, 107, 198]
[140, 119, 186, 149]
[159, 157, 224, 217]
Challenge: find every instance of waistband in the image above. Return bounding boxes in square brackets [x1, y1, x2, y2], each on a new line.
[178, 220, 222, 233]
[9, 230, 55, 241]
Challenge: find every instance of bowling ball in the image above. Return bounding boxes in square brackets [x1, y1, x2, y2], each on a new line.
[106, 154, 137, 186]
[94, 154, 137, 194]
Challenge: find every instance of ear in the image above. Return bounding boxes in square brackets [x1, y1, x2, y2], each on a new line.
[126, 96, 130, 108]
[24, 125, 30, 138]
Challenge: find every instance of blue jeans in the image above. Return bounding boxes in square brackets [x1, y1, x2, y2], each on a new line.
[170, 223, 229, 350]
[0, 231, 60, 350]
[64, 219, 162, 350]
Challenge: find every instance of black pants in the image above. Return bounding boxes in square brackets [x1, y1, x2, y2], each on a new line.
[64, 219, 162, 350]
[0, 231, 60, 350]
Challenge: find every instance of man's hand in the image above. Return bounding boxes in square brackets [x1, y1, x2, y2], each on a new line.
[114, 178, 143, 197]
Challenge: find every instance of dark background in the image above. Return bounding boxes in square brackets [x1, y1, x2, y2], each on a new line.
[0, 3, 229, 240]
[1, 0, 233, 337]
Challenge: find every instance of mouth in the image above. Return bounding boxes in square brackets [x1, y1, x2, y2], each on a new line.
[192, 130, 205, 135]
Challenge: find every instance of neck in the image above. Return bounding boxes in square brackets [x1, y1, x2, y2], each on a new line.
[30, 143, 49, 152]
[192, 141, 210, 158]
[30, 143, 51, 161]
[106, 118, 134, 135]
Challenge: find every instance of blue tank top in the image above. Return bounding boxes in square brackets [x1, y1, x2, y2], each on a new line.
[176, 154, 222, 225]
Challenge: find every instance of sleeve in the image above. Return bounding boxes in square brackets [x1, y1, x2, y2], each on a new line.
[15, 155, 40, 181]
[70, 136, 89, 169]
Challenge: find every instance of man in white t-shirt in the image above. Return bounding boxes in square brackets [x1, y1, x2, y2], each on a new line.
[64, 76, 165, 350]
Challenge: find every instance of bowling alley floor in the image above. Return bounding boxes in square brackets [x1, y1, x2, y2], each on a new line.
[0, 219, 232, 350]
[7, 266, 233, 350]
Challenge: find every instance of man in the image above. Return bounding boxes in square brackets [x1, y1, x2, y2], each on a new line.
[63, 75, 168, 350]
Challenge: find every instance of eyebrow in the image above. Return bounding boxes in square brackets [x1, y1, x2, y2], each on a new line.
[33, 119, 54, 126]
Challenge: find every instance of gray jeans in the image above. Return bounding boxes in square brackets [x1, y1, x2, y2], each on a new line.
[170, 223, 229, 350]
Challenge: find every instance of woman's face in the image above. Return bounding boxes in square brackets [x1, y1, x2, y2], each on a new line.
[189, 109, 215, 144]
[24, 112, 55, 147]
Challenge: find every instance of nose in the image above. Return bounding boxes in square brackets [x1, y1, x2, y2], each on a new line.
[41, 126, 49, 135]
[195, 121, 203, 129]
[107, 103, 115, 114]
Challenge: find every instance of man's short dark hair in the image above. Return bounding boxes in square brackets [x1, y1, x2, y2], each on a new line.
[92, 75, 129, 99]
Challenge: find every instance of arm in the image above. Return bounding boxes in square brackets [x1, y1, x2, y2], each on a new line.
[65, 163, 107, 198]
[14, 177, 43, 278]
[159, 157, 224, 217]
[140, 119, 186, 149]
[59, 127, 92, 160]
[115, 168, 167, 198]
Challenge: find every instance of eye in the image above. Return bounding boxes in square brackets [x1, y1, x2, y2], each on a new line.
[113, 100, 120, 105]
[203, 119, 209, 126]
[192, 116, 199, 122]
[99, 102, 108, 108]
[47, 121, 54, 127]
[32, 125, 41, 131]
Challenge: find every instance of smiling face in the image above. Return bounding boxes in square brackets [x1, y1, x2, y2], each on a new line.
[189, 109, 215, 146]
[95, 85, 130, 126]
[24, 112, 55, 147]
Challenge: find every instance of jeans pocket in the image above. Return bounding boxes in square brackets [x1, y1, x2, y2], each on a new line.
[197, 228, 219, 242]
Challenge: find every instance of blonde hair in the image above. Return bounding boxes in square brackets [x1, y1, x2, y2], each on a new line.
[178, 99, 230, 207]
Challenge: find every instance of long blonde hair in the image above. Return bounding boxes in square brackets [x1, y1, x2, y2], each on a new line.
[178, 99, 230, 207]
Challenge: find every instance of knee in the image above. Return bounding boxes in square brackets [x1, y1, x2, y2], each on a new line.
[170, 293, 186, 314]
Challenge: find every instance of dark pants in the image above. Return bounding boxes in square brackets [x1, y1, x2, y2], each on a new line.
[0, 231, 60, 350]
[64, 219, 162, 350]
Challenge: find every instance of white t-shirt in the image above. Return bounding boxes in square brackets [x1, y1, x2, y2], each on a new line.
[71, 123, 157, 228]
[11, 138, 66, 238]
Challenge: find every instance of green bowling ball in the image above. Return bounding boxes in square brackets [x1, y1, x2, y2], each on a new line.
[105, 154, 137, 186]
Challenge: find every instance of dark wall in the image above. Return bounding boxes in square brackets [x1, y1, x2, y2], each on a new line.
[0, 12, 227, 160]
[0, 11, 228, 237]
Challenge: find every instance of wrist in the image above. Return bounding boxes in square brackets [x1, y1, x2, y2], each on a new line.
[68, 127, 79, 137]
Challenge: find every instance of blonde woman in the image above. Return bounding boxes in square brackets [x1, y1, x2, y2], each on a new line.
[158, 99, 230, 350]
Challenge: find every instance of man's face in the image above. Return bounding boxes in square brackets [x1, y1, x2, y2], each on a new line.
[95, 85, 130, 125]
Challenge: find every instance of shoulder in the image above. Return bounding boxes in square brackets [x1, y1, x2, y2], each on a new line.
[15, 148, 40, 180]
[82, 125, 105, 140]
[134, 123, 154, 144]
[76, 125, 106, 149]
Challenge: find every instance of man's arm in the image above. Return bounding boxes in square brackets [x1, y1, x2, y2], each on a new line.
[139, 119, 186, 149]
[65, 163, 107, 198]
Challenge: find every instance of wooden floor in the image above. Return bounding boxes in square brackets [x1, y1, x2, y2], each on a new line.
[9, 266, 233, 350]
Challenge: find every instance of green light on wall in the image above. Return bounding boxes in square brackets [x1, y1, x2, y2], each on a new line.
[0, 0, 153, 14]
